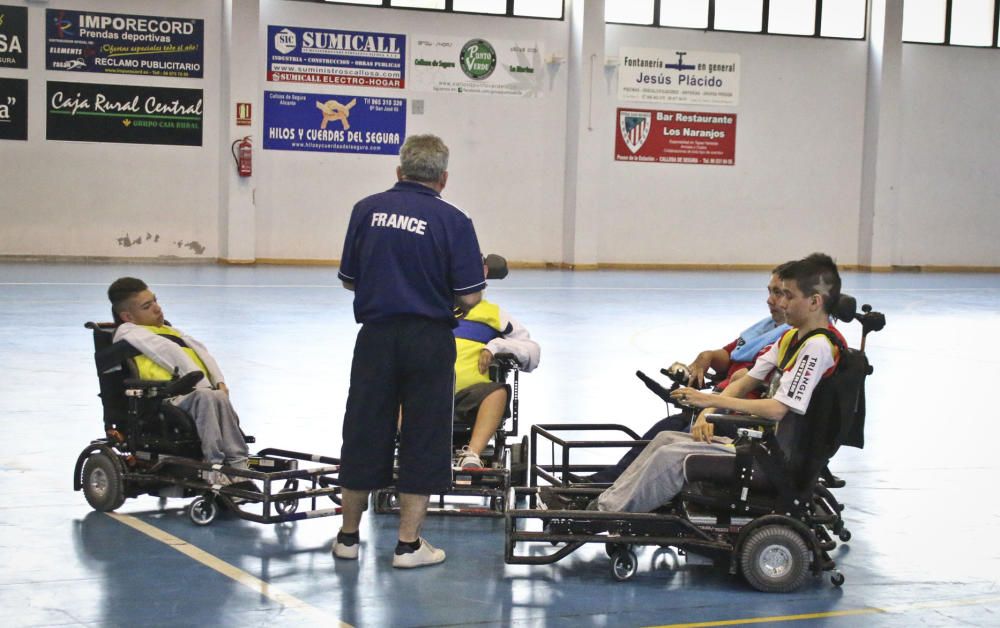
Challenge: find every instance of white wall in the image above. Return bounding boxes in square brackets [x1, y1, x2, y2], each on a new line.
[1, 0, 998, 268]
[897, 44, 1000, 267]
[255, 1, 569, 263]
[0, 0, 221, 259]
[600, 26, 869, 265]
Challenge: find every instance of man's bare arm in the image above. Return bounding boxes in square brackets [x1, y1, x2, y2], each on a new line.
[687, 348, 731, 388]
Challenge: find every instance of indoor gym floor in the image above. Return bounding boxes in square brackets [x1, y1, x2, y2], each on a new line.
[1, 261, 998, 627]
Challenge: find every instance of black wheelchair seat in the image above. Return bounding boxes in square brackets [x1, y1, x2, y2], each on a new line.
[684, 455, 775, 492]
[87, 321, 208, 459]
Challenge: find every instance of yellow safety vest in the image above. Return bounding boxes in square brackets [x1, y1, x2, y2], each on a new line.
[775, 327, 841, 369]
[134, 325, 210, 382]
[453, 301, 503, 392]
[768, 327, 841, 397]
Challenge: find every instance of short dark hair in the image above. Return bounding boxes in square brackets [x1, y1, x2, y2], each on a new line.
[778, 253, 841, 314]
[107, 276, 148, 323]
[771, 260, 795, 275]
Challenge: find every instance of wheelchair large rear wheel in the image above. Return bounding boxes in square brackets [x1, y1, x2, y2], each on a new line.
[740, 525, 810, 593]
[82, 452, 126, 512]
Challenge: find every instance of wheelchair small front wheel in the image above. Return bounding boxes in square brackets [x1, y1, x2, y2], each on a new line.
[610, 547, 638, 582]
[82, 452, 126, 512]
[838, 529, 852, 542]
[189, 495, 218, 526]
[830, 571, 845, 587]
[275, 490, 299, 515]
[276, 481, 300, 515]
[373, 489, 399, 514]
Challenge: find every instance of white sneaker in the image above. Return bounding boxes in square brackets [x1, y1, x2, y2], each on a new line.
[455, 446, 483, 469]
[392, 537, 446, 569]
[332, 531, 360, 560]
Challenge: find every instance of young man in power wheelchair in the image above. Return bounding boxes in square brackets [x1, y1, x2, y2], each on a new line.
[507, 253, 883, 592]
[73, 278, 342, 526]
[571, 263, 793, 485]
[374, 254, 540, 517]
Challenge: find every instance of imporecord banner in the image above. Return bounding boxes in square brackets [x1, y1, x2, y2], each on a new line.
[267, 25, 405, 89]
[46, 8, 204, 78]
[47, 81, 203, 146]
[0, 5, 28, 68]
[263, 90, 405, 155]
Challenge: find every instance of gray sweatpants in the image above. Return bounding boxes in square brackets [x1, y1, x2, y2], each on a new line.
[171, 388, 249, 468]
[596, 431, 734, 513]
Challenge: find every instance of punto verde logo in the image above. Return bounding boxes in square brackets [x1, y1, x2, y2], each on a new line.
[460, 39, 496, 80]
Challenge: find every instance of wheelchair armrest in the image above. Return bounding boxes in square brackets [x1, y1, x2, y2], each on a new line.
[705, 413, 777, 431]
[124, 371, 204, 399]
[489, 353, 522, 383]
[492, 352, 522, 370]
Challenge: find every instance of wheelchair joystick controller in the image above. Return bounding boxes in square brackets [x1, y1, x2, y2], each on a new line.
[662, 362, 691, 386]
[636, 370, 676, 405]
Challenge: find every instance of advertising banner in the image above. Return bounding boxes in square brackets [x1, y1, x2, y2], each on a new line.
[618, 48, 739, 106]
[46, 8, 204, 78]
[0, 5, 28, 68]
[47, 81, 203, 146]
[267, 25, 405, 89]
[263, 90, 405, 155]
[615, 108, 736, 166]
[410, 36, 542, 97]
[0, 77, 27, 140]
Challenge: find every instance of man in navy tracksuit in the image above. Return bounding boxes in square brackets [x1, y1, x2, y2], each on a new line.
[333, 135, 485, 569]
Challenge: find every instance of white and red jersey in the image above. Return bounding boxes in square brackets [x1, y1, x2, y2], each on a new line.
[748, 324, 844, 415]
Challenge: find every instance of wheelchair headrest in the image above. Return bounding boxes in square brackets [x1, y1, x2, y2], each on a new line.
[832, 293, 857, 323]
[831, 295, 886, 339]
[86, 322, 142, 373]
[85, 321, 116, 334]
[485, 254, 508, 280]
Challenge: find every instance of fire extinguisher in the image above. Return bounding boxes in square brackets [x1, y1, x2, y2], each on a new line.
[231, 136, 252, 177]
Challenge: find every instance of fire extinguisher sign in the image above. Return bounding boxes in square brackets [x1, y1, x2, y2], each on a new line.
[263, 90, 405, 155]
[236, 103, 251, 126]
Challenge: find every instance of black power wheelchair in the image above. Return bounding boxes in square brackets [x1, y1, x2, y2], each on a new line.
[504, 295, 884, 592]
[373, 254, 531, 517]
[73, 322, 343, 526]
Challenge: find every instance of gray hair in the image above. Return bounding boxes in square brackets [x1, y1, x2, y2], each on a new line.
[399, 134, 449, 182]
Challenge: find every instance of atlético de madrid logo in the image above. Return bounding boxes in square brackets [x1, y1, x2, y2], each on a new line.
[619, 110, 651, 154]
